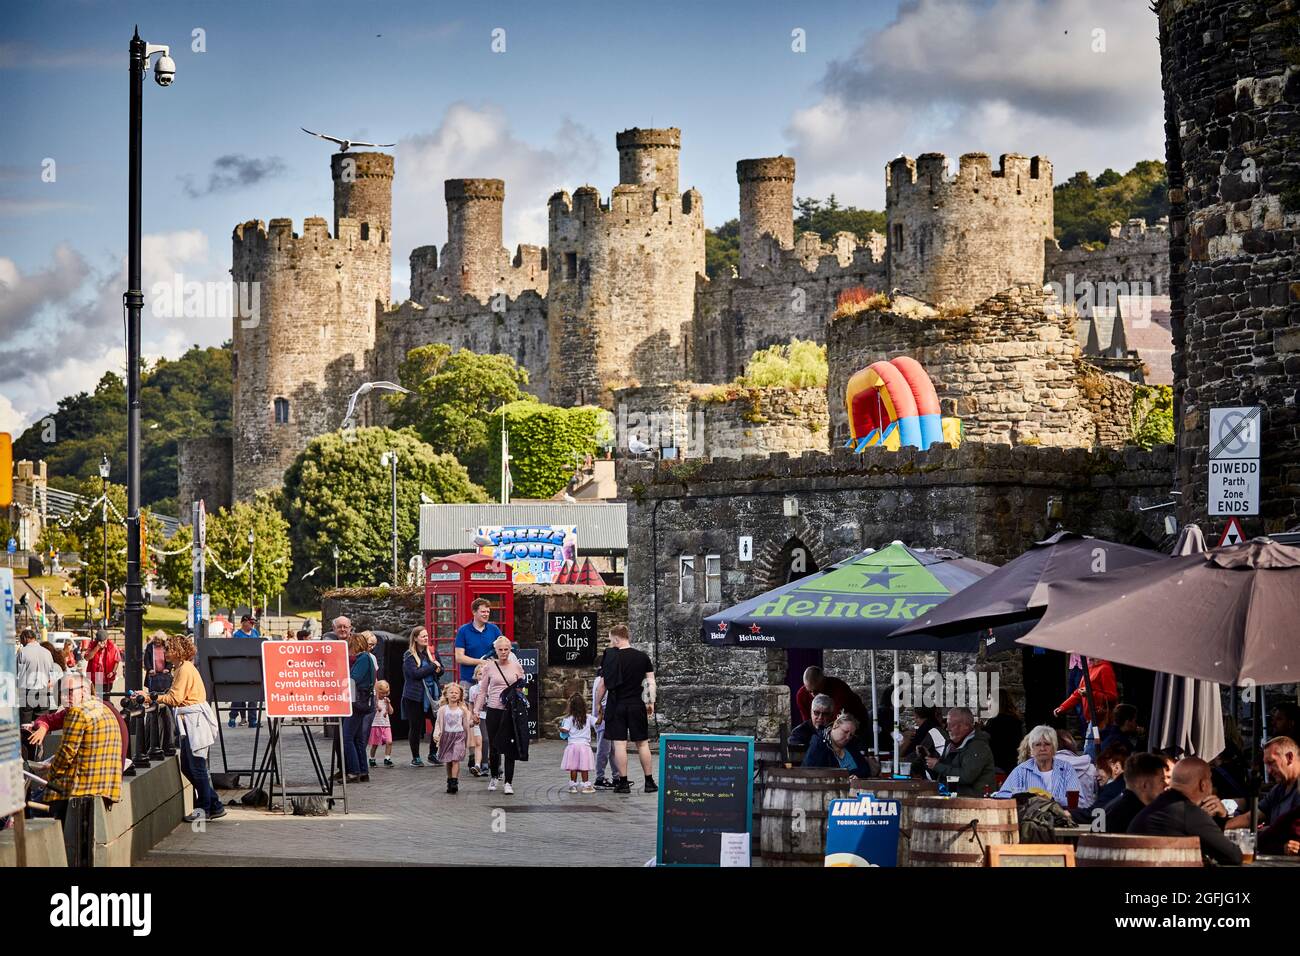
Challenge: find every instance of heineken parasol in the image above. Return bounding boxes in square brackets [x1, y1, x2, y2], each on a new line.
[700, 543, 995, 650]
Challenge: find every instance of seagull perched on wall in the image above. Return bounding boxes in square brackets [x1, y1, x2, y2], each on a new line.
[301, 127, 396, 152]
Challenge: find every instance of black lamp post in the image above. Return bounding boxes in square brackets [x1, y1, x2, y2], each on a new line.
[99, 454, 110, 624]
[124, 27, 174, 695]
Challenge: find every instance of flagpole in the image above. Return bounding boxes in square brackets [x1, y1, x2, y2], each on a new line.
[869, 650, 880, 759]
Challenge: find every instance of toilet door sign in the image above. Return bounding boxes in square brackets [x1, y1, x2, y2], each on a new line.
[1208, 406, 1260, 516]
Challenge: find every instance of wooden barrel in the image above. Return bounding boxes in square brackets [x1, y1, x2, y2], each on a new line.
[854, 779, 941, 867]
[1076, 834, 1203, 867]
[760, 767, 856, 866]
[909, 796, 1019, 867]
[752, 741, 806, 862]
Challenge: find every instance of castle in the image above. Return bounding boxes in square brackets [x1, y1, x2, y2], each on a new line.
[183, 126, 1169, 506]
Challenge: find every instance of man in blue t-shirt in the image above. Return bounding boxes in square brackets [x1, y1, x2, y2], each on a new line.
[229, 615, 262, 729]
[455, 598, 501, 775]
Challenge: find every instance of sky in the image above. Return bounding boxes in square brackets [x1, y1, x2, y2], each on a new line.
[0, 0, 1166, 433]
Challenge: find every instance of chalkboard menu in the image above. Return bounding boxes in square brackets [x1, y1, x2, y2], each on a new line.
[657, 734, 754, 867]
[515, 647, 540, 740]
[547, 611, 597, 667]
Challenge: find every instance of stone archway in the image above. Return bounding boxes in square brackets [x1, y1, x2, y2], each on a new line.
[760, 531, 827, 725]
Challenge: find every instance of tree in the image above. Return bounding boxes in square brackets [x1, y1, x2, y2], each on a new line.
[281, 427, 486, 597]
[1132, 385, 1174, 450]
[737, 339, 827, 389]
[62, 476, 164, 614]
[156, 524, 194, 609]
[1053, 160, 1168, 249]
[486, 402, 604, 501]
[203, 496, 291, 612]
[387, 344, 529, 484]
[705, 218, 741, 278]
[794, 195, 886, 244]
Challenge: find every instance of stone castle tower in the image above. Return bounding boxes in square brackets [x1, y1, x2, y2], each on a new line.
[736, 156, 796, 276]
[547, 128, 705, 407]
[1158, 0, 1300, 532]
[409, 179, 547, 305]
[229, 151, 393, 500]
[886, 152, 1053, 309]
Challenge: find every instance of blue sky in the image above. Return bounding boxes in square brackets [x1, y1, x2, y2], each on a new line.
[0, 0, 1165, 430]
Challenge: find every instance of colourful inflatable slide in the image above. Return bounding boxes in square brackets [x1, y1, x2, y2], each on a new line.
[844, 356, 961, 451]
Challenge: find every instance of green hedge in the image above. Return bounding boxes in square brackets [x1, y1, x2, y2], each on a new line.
[487, 402, 604, 500]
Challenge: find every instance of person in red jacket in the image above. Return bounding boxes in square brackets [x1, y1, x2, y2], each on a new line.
[1054, 657, 1118, 723]
[85, 630, 121, 700]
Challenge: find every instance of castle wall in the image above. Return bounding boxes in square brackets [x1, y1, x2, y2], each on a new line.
[737, 157, 796, 277]
[230, 214, 390, 500]
[371, 292, 550, 407]
[1159, 0, 1300, 534]
[331, 152, 393, 242]
[826, 283, 1096, 448]
[887, 152, 1053, 310]
[547, 152, 705, 407]
[693, 238, 885, 383]
[176, 436, 233, 516]
[612, 383, 829, 459]
[1045, 218, 1170, 297]
[1077, 363, 1140, 449]
[618, 443, 1174, 738]
[617, 127, 680, 193]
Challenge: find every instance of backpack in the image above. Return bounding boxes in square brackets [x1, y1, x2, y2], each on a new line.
[1017, 793, 1076, 843]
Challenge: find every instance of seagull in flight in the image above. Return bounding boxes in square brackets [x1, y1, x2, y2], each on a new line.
[301, 128, 396, 152]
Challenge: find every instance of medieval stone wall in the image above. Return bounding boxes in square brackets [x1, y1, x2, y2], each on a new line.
[1046, 218, 1171, 297]
[177, 436, 233, 516]
[371, 292, 550, 407]
[826, 283, 1096, 448]
[612, 383, 829, 459]
[887, 152, 1053, 310]
[1077, 363, 1140, 449]
[618, 442, 1175, 738]
[1159, 0, 1300, 533]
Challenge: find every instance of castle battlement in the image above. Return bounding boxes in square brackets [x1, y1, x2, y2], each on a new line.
[549, 184, 702, 226]
[887, 151, 1052, 196]
[231, 216, 388, 254]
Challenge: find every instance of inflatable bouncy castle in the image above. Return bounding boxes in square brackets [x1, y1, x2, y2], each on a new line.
[844, 356, 962, 451]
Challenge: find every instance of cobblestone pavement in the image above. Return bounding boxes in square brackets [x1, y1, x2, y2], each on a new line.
[142, 723, 660, 867]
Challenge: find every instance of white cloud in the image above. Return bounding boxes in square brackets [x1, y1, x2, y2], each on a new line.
[0, 393, 24, 434]
[393, 103, 601, 282]
[0, 231, 225, 431]
[785, 0, 1164, 209]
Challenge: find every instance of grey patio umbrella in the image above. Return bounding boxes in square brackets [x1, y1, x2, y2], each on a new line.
[1147, 525, 1226, 760]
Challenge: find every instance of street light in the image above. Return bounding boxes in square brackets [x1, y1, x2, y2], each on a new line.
[340, 381, 409, 431]
[99, 454, 110, 624]
[247, 529, 256, 618]
[379, 450, 399, 583]
[332, 546, 339, 588]
[124, 27, 175, 695]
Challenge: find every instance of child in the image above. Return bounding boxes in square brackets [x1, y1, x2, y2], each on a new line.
[369, 680, 394, 767]
[560, 693, 597, 793]
[433, 682, 474, 793]
[466, 664, 485, 775]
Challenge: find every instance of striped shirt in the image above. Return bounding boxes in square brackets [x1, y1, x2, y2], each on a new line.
[45, 698, 123, 804]
[994, 757, 1080, 806]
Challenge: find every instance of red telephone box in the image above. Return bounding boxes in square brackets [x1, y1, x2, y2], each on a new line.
[424, 553, 514, 674]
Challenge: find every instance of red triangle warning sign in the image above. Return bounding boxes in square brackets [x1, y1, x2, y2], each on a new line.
[1217, 517, 1246, 548]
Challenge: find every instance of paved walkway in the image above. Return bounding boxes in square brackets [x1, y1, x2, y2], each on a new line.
[142, 724, 660, 867]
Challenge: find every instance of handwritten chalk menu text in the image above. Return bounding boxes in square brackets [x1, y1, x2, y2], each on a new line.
[261, 640, 351, 718]
[657, 734, 754, 866]
[547, 611, 597, 667]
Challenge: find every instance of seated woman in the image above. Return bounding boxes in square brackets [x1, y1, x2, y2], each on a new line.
[993, 724, 1081, 807]
[803, 712, 878, 777]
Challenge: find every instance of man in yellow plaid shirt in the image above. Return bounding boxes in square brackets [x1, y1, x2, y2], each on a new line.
[38, 670, 123, 809]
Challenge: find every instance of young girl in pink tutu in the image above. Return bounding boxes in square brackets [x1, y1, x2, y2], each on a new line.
[560, 693, 597, 793]
[433, 682, 474, 794]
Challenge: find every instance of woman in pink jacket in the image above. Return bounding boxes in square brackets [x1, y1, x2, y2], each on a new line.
[477, 636, 525, 794]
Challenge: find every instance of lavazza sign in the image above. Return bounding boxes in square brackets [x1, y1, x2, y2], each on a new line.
[1208, 407, 1261, 516]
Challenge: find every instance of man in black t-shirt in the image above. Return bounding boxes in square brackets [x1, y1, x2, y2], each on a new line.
[593, 624, 657, 794]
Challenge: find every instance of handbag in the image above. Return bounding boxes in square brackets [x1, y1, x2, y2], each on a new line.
[351, 655, 375, 715]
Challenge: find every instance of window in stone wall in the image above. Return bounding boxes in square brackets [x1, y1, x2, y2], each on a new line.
[892, 223, 903, 252]
[565, 251, 577, 280]
[273, 397, 289, 424]
[678, 555, 696, 603]
[705, 554, 721, 603]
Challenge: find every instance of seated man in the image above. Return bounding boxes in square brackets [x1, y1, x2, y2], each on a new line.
[1100, 703, 1144, 753]
[1128, 756, 1241, 866]
[1095, 741, 1133, 808]
[29, 671, 123, 823]
[923, 707, 996, 797]
[789, 693, 836, 748]
[1101, 751, 1168, 833]
[795, 666, 869, 728]
[1226, 735, 1300, 855]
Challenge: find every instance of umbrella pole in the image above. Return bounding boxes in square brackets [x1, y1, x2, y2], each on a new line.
[1250, 686, 1263, 836]
[1079, 655, 1100, 754]
[892, 650, 900, 772]
[869, 650, 880, 758]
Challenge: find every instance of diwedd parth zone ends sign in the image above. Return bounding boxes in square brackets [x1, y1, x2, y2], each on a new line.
[261, 640, 351, 719]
